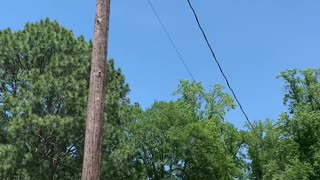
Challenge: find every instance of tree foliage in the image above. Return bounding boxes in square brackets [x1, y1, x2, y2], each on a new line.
[0, 19, 130, 179]
[1, 19, 320, 180]
[245, 68, 320, 179]
[113, 81, 245, 179]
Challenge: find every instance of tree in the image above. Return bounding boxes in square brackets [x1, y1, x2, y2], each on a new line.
[245, 68, 320, 179]
[0, 19, 130, 179]
[115, 80, 245, 179]
[2, 18, 320, 180]
[277, 69, 320, 179]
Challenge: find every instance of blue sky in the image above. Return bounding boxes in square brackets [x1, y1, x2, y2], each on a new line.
[1, 0, 319, 128]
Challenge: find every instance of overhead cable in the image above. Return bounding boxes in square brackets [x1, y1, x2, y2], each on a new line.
[186, 0, 254, 129]
[147, 0, 196, 82]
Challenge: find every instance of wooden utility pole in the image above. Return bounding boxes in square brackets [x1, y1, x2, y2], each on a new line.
[81, 0, 110, 179]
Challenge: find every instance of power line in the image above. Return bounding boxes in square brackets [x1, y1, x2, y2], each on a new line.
[146, 0, 196, 82]
[186, 0, 254, 130]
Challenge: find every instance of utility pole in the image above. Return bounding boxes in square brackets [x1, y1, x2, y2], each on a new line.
[81, 0, 110, 179]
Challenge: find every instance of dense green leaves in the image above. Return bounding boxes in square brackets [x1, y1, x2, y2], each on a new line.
[245, 69, 320, 179]
[1, 19, 320, 179]
[0, 19, 130, 179]
[113, 81, 244, 179]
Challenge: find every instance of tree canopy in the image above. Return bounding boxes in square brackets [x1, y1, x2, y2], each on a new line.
[1, 19, 320, 179]
[245, 69, 320, 179]
[0, 19, 130, 179]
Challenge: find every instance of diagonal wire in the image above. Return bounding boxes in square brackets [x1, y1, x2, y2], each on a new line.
[186, 0, 254, 130]
[146, 0, 196, 82]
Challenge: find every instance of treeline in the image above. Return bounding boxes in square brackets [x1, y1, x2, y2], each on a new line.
[0, 19, 319, 179]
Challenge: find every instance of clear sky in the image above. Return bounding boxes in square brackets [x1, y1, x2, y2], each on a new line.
[1, 0, 319, 128]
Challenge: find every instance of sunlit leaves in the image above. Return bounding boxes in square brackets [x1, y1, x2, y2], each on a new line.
[116, 81, 244, 179]
[246, 68, 320, 179]
[0, 19, 130, 179]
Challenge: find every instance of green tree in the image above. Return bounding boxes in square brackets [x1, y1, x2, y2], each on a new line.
[277, 69, 320, 179]
[116, 81, 245, 179]
[245, 68, 320, 180]
[3, 19, 320, 180]
[0, 19, 130, 179]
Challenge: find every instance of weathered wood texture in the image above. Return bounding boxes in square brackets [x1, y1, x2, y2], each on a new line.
[81, 0, 110, 179]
